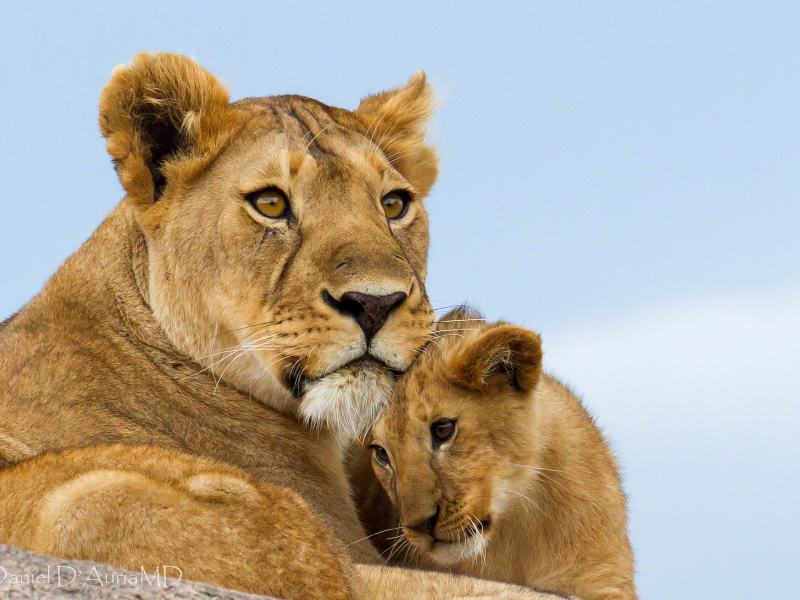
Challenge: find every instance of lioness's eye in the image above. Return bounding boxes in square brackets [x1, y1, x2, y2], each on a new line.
[381, 191, 409, 220]
[370, 445, 391, 466]
[248, 188, 289, 218]
[431, 419, 456, 445]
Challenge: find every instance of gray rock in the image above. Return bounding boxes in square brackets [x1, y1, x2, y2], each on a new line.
[0, 545, 280, 600]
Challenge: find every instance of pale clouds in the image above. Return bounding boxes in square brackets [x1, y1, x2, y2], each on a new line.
[541, 286, 800, 600]
[543, 285, 800, 429]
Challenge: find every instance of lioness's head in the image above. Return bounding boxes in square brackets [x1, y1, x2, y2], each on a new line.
[100, 52, 438, 442]
[368, 309, 544, 565]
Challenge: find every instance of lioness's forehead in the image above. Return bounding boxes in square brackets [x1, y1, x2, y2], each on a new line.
[220, 95, 406, 195]
[233, 95, 370, 157]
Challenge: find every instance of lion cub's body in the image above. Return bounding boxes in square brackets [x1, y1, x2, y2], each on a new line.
[0, 445, 361, 600]
[351, 311, 637, 600]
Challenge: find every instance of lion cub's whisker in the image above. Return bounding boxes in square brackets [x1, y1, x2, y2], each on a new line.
[509, 463, 564, 474]
[508, 490, 545, 518]
[347, 526, 404, 547]
[509, 464, 571, 494]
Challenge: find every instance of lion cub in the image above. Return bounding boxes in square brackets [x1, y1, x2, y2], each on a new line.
[349, 309, 637, 600]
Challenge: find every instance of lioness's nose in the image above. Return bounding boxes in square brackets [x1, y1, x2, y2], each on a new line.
[405, 506, 439, 536]
[328, 291, 407, 342]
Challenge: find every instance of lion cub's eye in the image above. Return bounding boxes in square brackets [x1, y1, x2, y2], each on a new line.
[381, 191, 410, 220]
[431, 419, 456, 445]
[370, 445, 391, 466]
[248, 188, 289, 218]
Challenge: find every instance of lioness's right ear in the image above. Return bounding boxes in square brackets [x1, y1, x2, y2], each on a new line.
[99, 52, 232, 209]
[449, 325, 543, 394]
[355, 72, 439, 198]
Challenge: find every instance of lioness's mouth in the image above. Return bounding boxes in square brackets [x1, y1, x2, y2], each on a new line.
[289, 356, 396, 400]
[294, 357, 397, 443]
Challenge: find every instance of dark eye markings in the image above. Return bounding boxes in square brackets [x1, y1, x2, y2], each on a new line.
[431, 419, 456, 446]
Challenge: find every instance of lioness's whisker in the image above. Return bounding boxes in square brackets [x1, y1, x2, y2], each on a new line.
[181, 342, 259, 381]
[429, 333, 467, 342]
[193, 332, 287, 363]
[199, 336, 295, 372]
[425, 338, 444, 353]
[429, 328, 479, 336]
[433, 318, 487, 323]
[416, 345, 433, 360]
[288, 356, 304, 379]
[263, 353, 296, 372]
[196, 320, 278, 342]
[213, 341, 259, 394]
[430, 304, 467, 311]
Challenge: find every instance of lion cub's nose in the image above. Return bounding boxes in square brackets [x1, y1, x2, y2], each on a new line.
[329, 291, 407, 342]
[405, 506, 439, 536]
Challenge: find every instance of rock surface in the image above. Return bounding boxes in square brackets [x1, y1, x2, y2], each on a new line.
[0, 545, 279, 600]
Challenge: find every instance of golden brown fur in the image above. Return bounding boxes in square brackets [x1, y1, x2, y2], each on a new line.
[0, 53, 563, 600]
[0, 445, 361, 600]
[349, 309, 637, 600]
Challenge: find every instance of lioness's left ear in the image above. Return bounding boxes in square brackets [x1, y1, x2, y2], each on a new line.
[355, 72, 439, 197]
[99, 52, 233, 212]
[449, 325, 543, 393]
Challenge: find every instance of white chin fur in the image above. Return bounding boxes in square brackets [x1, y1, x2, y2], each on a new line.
[428, 534, 488, 566]
[298, 362, 395, 445]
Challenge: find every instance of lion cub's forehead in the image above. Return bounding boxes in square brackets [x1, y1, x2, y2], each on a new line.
[381, 356, 451, 436]
[380, 319, 487, 433]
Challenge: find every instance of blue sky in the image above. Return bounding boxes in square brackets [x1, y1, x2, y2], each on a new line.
[1, 2, 798, 598]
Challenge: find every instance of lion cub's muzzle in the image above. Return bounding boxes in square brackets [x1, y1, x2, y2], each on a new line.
[400, 499, 493, 565]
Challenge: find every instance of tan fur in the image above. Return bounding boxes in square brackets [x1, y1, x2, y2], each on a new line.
[350, 309, 638, 600]
[0, 445, 361, 600]
[0, 53, 563, 600]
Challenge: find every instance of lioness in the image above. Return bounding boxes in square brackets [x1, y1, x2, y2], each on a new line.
[349, 309, 637, 600]
[0, 53, 560, 599]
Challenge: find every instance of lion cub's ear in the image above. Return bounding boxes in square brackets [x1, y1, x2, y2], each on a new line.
[99, 52, 233, 213]
[355, 72, 439, 198]
[449, 325, 543, 394]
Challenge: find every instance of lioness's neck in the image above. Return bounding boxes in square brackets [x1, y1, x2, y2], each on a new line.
[38, 202, 174, 355]
[1, 199, 337, 470]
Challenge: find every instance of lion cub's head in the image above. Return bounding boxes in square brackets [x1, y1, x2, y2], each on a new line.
[368, 308, 544, 565]
[100, 53, 439, 442]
